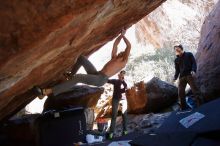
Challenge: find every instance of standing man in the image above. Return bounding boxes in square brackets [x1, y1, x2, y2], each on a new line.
[173, 44, 203, 110]
[108, 70, 128, 139]
[34, 29, 131, 98]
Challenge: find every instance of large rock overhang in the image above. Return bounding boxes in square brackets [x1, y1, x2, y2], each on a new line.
[0, 0, 166, 121]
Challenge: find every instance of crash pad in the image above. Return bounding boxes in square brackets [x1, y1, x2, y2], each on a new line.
[129, 132, 197, 146]
[192, 137, 220, 146]
[158, 98, 220, 134]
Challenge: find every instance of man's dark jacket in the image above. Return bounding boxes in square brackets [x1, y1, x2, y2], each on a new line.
[174, 52, 197, 80]
[108, 79, 127, 99]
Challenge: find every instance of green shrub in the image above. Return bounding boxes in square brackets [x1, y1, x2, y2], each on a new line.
[125, 48, 176, 83]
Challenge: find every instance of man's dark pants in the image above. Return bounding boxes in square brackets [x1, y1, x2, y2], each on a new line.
[109, 97, 128, 134]
[178, 75, 202, 110]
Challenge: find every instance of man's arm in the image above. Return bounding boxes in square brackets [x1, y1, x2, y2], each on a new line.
[107, 79, 116, 85]
[174, 59, 180, 80]
[122, 36, 131, 61]
[112, 35, 123, 59]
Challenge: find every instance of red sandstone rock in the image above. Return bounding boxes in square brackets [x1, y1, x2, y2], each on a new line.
[126, 81, 148, 113]
[196, 1, 220, 101]
[134, 0, 216, 49]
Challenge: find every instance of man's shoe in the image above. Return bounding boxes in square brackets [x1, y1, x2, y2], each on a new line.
[123, 131, 128, 135]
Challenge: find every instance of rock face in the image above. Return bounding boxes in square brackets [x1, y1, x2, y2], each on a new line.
[135, 0, 217, 50]
[126, 77, 178, 114]
[43, 85, 104, 111]
[196, 1, 220, 101]
[0, 0, 166, 121]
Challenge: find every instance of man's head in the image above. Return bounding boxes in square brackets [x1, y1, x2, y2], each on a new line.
[174, 44, 184, 56]
[118, 70, 126, 80]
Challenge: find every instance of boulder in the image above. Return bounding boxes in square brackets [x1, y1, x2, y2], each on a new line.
[0, 0, 166, 121]
[195, 1, 220, 101]
[145, 77, 178, 112]
[44, 85, 104, 111]
[126, 77, 178, 114]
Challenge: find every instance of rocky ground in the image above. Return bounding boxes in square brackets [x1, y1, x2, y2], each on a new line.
[114, 112, 171, 137]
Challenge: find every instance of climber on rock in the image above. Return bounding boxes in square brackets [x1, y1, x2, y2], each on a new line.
[34, 29, 131, 98]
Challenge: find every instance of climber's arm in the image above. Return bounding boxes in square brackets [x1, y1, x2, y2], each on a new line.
[112, 35, 123, 59]
[122, 35, 131, 61]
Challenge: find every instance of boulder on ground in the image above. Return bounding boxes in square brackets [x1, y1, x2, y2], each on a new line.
[44, 85, 104, 111]
[146, 77, 178, 112]
[126, 77, 178, 114]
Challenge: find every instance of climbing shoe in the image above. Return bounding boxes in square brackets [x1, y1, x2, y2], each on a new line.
[108, 133, 113, 140]
[33, 86, 43, 96]
[33, 86, 45, 100]
[123, 131, 128, 135]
